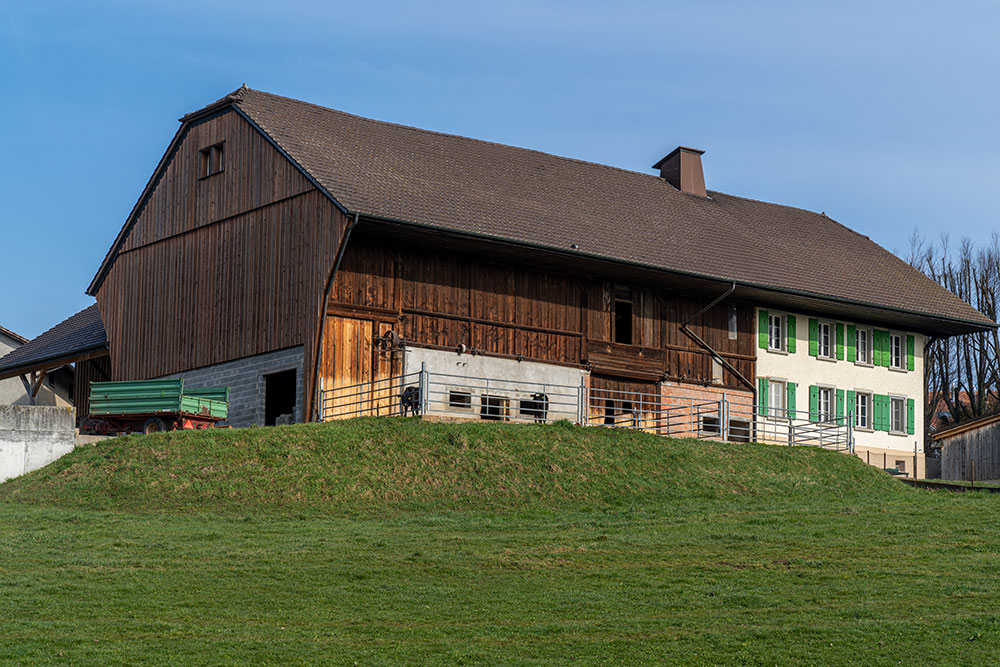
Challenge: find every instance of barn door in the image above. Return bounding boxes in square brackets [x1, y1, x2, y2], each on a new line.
[321, 316, 396, 419]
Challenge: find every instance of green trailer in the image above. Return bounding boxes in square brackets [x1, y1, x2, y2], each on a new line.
[85, 379, 230, 434]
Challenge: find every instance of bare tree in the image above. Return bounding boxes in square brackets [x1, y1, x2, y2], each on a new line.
[909, 230, 1000, 452]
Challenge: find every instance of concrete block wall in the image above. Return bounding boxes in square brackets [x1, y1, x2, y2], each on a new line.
[0, 405, 76, 483]
[162, 346, 304, 427]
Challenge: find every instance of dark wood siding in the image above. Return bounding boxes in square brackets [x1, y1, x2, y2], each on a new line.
[327, 235, 755, 387]
[73, 354, 111, 423]
[95, 110, 348, 420]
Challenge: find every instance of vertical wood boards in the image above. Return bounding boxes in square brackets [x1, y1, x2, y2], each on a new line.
[73, 354, 112, 422]
[326, 236, 755, 388]
[320, 316, 398, 418]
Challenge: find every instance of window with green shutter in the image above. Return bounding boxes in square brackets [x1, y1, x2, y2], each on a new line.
[907, 398, 915, 435]
[836, 324, 845, 360]
[809, 385, 818, 421]
[809, 319, 818, 356]
[836, 389, 845, 421]
[758, 377, 769, 416]
[758, 310, 768, 349]
[787, 315, 796, 353]
[847, 390, 856, 425]
[787, 382, 797, 419]
[847, 325, 856, 362]
[906, 335, 915, 371]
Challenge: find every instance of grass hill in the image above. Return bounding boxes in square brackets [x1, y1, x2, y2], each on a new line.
[3, 418, 999, 665]
[0, 417, 904, 516]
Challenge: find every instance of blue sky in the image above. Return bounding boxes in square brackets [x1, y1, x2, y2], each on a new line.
[1, 1, 997, 338]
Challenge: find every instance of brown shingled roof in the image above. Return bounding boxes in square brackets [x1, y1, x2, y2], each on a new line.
[91, 87, 995, 333]
[0, 305, 107, 380]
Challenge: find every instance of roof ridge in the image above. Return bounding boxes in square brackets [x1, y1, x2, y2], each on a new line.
[237, 87, 671, 183]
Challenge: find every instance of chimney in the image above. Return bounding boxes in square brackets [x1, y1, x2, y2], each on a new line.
[653, 146, 706, 197]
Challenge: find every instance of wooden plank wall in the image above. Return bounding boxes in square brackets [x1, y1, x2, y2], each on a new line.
[941, 424, 1000, 481]
[328, 236, 755, 388]
[73, 354, 112, 423]
[95, 110, 348, 422]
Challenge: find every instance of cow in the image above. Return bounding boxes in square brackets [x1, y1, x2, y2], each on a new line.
[521, 392, 549, 423]
[400, 386, 422, 416]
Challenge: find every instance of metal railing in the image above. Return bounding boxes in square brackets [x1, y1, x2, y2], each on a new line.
[319, 367, 854, 452]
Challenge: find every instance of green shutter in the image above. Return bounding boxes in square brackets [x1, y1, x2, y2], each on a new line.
[809, 385, 819, 422]
[836, 323, 845, 360]
[875, 394, 888, 431]
[787, 382, 797, 419]
[809, 318, 818, 357]
[872, 395, 881, 431]
[786, 315, 796, 354]
[836, 389, 845, 421]
[847, 390, 856, 425]
[879, 330, 891, 367]
[758, 310, 769, 349]
[758, 377, 769, 416]
[907, 335, 915, 371]
[907, 398, 915, 435]
[873, 330, 882, 366]
[847, 325, 857, 362]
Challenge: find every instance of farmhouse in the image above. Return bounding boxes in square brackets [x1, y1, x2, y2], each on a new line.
[0, 86, 992, 473]
[0, 323, 74, 408]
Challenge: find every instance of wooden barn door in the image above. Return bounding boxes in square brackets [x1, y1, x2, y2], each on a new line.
[320, 316, 397, 419]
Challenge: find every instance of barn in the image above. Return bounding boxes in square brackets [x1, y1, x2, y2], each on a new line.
[0, 86, 992, 467]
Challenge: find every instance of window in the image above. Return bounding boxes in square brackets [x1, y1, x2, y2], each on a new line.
[856, 328, 871, 364]
[728, 304, 738, 340]
[613, 294, 633, 345]
[480, 395, 509, 421]
[728, 419, 751, 442]
[449, 391, 472, 410]
[711, 358, 724, 384]
[768, 379, 786, 418]
[200, 142, 225, 178]
[701, 415, 721, 435]
[768, 314, 785, 351]
[890, 396, 905, 432]
[818, 387, 833, 421]
[895, 460, 907, 473]
[890, 333, 904, 369]
[817, 322, 833, 359]
[855, 392, 871, 429]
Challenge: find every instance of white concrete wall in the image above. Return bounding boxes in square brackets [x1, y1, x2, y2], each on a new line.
[404, 346, 587, 422]
[0, 405, 76, 483]
[756, 307, 925, 453]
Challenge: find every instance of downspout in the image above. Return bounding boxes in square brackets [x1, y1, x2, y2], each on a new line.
[309, 211, 360, 421]
[678, 282, 758, 437]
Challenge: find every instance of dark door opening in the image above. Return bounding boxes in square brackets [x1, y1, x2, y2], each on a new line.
[264, 369, 297, 426]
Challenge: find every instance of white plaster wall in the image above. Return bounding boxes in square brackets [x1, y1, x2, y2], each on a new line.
[0, 336, 72, 408]
[755, 307, 924, 453]
[403, 347, 587, 422]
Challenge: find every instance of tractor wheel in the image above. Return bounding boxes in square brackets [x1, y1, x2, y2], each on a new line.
[143, 417, 167, 434]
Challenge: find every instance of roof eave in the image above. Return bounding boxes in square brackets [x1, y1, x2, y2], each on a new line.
[354, 212, 996, 336]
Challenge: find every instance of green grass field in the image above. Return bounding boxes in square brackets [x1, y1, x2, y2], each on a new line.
[2, 418, 999, 664]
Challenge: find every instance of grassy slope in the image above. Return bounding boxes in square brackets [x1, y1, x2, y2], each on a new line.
[2, 419, 999, 665]
[0, 418, 899, 516]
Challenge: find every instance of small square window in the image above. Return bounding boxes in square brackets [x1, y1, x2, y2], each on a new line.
[701, 415, 721, 435]
[200, 142, 225, 178]
[449, 391, 472, 410]
[480, 395, 509, 421]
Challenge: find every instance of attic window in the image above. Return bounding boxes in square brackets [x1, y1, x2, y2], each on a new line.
[200, 142, 225, 178]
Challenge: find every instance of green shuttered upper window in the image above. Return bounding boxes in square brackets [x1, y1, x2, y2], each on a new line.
[759, 310, 795, 353]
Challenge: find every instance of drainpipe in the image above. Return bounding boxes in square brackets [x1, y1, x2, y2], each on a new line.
[310, 211, 360, 421]
[678, 282, 758, 438]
